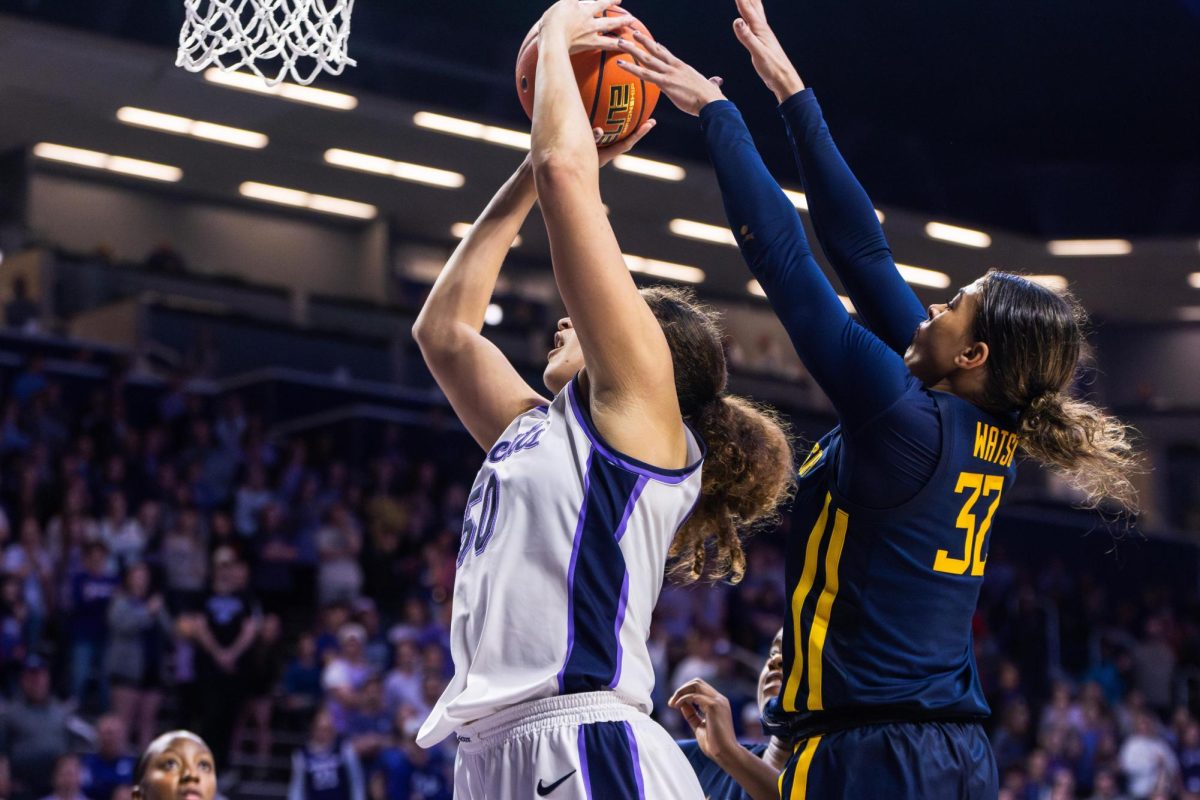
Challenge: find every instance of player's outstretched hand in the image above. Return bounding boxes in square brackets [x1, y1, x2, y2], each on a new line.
[669, 678, 740, 766]
[596, 119, 656, 168]
[731, 0, 806, 104]
[539, 0, 632, 56]
[615, 32, 725, 117]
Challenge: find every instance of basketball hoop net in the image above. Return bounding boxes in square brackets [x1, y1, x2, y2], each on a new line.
[176, 0, 357, 86]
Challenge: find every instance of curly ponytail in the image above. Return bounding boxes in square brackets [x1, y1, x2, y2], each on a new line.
[668, 394, 794, 584]
[1018, 391, 1139, 512]
[640, 286, 795, 584]
[975, 272, 1141, 514]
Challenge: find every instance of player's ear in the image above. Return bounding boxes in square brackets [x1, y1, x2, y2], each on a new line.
[956, 341, 989, 371]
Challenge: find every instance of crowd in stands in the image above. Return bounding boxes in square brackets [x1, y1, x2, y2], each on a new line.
[0, 314, 1196, 799]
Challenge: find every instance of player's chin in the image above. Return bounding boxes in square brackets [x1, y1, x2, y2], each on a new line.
[543, 361, 569, 396]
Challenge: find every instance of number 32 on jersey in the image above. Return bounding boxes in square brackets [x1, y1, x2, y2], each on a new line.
[933, 471, 1004, 577]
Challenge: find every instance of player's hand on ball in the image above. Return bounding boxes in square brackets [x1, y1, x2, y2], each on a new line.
[732, 0, 806, 103]
[669, 678, 739, 766]
[596, 119, 656, 167]
[539, 0, 632, 56]
[615, 33, 725, 117]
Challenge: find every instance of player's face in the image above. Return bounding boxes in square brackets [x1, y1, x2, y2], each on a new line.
[543, 317, 585, 394]
[756, 629, 785, 713]
[904, 281, 984, 385]
[133, 737, 216, 800]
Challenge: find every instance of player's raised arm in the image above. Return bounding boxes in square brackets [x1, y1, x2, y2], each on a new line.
[619, 38, 910, 430]
[731, 0, 926, 356]
[529, 0, 687, 467]
[411, 157, 549, 451]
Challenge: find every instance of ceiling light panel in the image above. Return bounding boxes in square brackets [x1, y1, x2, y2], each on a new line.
[239, 181, 376, 219]
[624, 254, 705, 284]
[324, 149, 464, 189]
[1047, 239, 1132, 257]
[33, 142, 182, 182]
[894, 263, 952, 289]
[668, 219, 736, 247]
[924, 221, 992, 249]
[203, 68, 358, 110]
[117, 106, 268, 149]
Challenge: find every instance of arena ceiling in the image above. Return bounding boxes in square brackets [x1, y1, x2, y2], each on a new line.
[1, 0, 1198, 239]
[0, 6, 1197, 325]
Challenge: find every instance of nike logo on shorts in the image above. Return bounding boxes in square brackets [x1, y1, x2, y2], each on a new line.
[536, 769, 577, 796]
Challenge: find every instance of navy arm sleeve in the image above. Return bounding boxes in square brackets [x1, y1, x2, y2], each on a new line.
[779, 90, 927, 357]
[699, 99, 910, 431]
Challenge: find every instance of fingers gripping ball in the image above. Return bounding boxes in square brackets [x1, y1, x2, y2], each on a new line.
[516, 8, 661, 146]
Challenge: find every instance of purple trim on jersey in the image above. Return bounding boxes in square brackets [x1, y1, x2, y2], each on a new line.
[623, 721, 647, 799]
[535, 405, 550, 414]
[557, 451, 595, 693]
[613, 476, 648, 543]
[577, 726, 594, 800]
[567, 379, 705, 484]
[608, 570, 631, 690]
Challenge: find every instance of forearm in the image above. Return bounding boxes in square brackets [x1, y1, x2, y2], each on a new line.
[780, 90, 924, 352]
[531, 28, 599, 179]
[700, 99, 909, 425]
[714, 747, 782, 800]
[413, 160, 536, 344]
[699, 100, 850, 367]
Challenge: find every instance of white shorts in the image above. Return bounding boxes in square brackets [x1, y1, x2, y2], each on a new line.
[453, 691, 705, 800]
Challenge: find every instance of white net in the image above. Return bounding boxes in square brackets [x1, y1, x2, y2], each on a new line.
[177, 0, 358, 86]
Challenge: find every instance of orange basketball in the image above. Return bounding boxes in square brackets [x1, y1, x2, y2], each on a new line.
[515, 8, 661, 146]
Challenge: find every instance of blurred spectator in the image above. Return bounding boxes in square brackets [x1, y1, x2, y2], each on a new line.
[1179, 722, 1200, 796]
[5, 517, 53, 644]
[98, 493, 144, 573]
[160, 508, 208, 613]
[1118, 711, 1180, 799]
[5, 276, 40, 332]
[40, 753, 87, 800]
[288, 707, 365, 800]
[234, 463, 272, 538]
[79, 715, 135, 800]
[105, 562, 169, 751]
[316, 504, 363, 607]
[193, 547, 261, 770]
[1131, 619, 1176, 716]
[383, 639, 422, 715]
[67, 541, 118, 711]
[323, 624, 374, 733]
[282, 632, 323, 714]
[1088, 769, 1130, 800]
[235, 612, 283, 773]
[0, 656, 78, 799]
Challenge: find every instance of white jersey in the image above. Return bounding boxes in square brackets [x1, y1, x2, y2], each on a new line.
[417, 378, 704, 747]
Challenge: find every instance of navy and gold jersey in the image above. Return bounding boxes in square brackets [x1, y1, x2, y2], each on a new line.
[764, 384, 1018, 739]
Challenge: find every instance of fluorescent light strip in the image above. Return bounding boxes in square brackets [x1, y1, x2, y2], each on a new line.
[1188, 272, 1200, 289]
[1178, 306, 1200, 322]
[1027, 275, 1069, 292]
[624, 254, 704, 284]
[748, 279, 854, 312]
[451, 222, 522, 248]
[117, 106, 268, 149]
[324, 148, 464, 189]
[894, 263, 952, 289]
[239, 181, 376, 219]
[413, 112, 531, 151]
[668, 218, 736, 247]
[924, 221, 991, 249]
[783, 189, 883, 221]
[203, 68, 358, 111]
[612, 154, 686, 182]
[33, 142, 182, 182]
[1047, 239, 1132, 257]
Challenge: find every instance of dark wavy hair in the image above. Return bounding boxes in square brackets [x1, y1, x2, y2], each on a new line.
[973, 271, 1139, 512]
[641, 286, 795, 583]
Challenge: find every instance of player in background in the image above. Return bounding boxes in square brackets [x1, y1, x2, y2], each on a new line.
[671, 628, 792, 800]
[131, 731, 216, 800]
[411, 1, 793, 796]
[619, 0, 1139, 796]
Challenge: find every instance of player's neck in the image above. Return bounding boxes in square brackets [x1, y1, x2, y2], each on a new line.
[762, 736, 793, 771]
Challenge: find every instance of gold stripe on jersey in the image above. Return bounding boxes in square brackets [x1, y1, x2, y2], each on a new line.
[788, 735, 824, 800]
[782, 492, 831, 712]
[806, 508, 849, 711]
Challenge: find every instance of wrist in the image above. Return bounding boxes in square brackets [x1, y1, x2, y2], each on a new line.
[771, 73, 806, 104]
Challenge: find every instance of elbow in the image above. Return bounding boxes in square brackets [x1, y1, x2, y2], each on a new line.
[531, 148, 594, 194]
